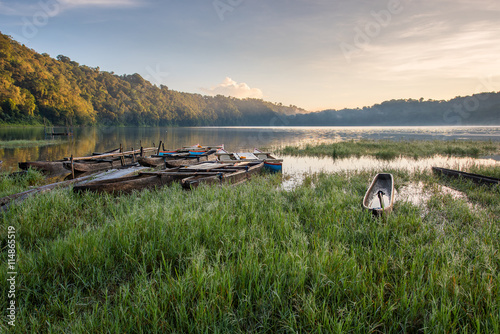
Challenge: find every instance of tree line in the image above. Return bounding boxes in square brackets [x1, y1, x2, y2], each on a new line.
[0, 32, 303, 126]
[1, 32, 498, 127]
[286, 94, 500, 126]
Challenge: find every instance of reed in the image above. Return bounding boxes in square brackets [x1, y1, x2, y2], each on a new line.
[0, 139, 63, 149]
[279, 139, 500, 159]
[1, 165, 498, 333]
[0, 169, 45, 197]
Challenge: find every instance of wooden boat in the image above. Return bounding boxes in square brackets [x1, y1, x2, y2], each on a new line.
[19, 148, 121, 174]
[62, 147, 158, 174]
[432, 167, 500, 186]
[216, 148, 283, 172]
[181, 161, 265, 189]
[158, 144, 224, 156]
[254, 148, 283, 172]
[140, 150, 217, 168]
[165, 151, 216, 168]
[363, 173, 395, 216]
[63, 155, 138, 173]
[72, 160, 222, 194]
[73, 173, 179, 195]
[18, 160, 67, 174]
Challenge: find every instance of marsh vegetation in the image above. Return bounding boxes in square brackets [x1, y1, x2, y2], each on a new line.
[0, 141, 499, 333]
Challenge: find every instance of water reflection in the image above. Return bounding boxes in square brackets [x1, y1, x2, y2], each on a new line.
[280, 154, 499, 190]
[1, 126, 499, 171]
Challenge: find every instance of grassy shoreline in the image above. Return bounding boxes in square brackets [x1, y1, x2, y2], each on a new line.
[1, 144, 499, 332]
[279, 139, 500, 160]
[0, 139, 66, 149]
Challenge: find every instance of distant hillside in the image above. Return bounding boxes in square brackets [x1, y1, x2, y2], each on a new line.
[289, 95, 500, 126]
[0, 32, 304, 126]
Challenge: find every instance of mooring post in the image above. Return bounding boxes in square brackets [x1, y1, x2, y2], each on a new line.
[70, 155, 75, 179]
[157, 141, 162, 155]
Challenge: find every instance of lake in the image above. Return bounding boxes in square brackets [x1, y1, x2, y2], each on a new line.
[1, 126, 500, 172]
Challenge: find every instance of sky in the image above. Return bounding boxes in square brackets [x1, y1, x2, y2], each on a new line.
[0, 0, 499, 111]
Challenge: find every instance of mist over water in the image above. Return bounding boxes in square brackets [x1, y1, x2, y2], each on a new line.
[1, 126, 499, 172]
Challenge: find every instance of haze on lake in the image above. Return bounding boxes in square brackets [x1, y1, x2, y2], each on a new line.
[1, 126, 499, 171]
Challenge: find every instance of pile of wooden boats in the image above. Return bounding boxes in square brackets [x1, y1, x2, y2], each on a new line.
[137, 144, 221, 168]
[15, 143, 282, 196]
[18, 148, 152, 175]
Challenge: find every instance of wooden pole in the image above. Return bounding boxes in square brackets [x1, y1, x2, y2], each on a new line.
[70, 147, 156, 161]
[70, 155, 75, 179]
[157, 141, 162, 155]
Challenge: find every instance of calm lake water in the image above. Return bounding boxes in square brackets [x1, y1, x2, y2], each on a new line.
[1, 126, 499, 173]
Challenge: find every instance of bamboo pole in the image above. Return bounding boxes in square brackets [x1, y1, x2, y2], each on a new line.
[70, 147, 156, 161]
[157, 141, 162, 155]
[70, 155, 75, 179]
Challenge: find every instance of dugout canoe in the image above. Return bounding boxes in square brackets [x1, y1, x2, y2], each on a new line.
[63, 155, 138, 173]
[138, 150, 216, 168]
[181, 161, 265, 189]
[18, 160, 67, 174]
[158, 144, 224, 156]
[72, 161, 227, 194]
[432, 167, 500, 186]
[165, 151, 216, 168]
[362, 173, 395, 216]
[73, 172, 180, 194]
[19, 148, 121, 174]
[254, 148, 283, 172]
[216, 148, 283, 173]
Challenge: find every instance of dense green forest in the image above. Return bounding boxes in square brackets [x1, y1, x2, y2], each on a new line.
[0, 32, 303, 126]
[1, 31, 498, 127]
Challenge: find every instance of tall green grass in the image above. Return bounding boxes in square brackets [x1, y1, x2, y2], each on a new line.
[279, 139, 500, 160]
[0, 169, 45, 198]
[1, 167, 498, 333]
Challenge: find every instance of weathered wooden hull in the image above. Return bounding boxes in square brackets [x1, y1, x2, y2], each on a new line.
[254, 149, 283, 172]
[363, 173, 394, 216]
[137, 156, 165, 167]
[182, 162, 265, 189]
[73, 173, 179, 194]
[432, 167, 500, 186]
[18, 161, 67, 174]
[217, 149, 283, 173]
[64, 156, 137, 172]
[165, 154, 215, 168]
[19, 148, 121, 173]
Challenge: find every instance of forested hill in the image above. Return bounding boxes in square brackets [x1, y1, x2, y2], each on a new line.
[0, 32, 304, 126]
[287, 94, 500, 126]
[1, 32, 498, 127]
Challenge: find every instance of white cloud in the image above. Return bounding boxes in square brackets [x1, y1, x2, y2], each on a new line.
[202, 77, 263, 99]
